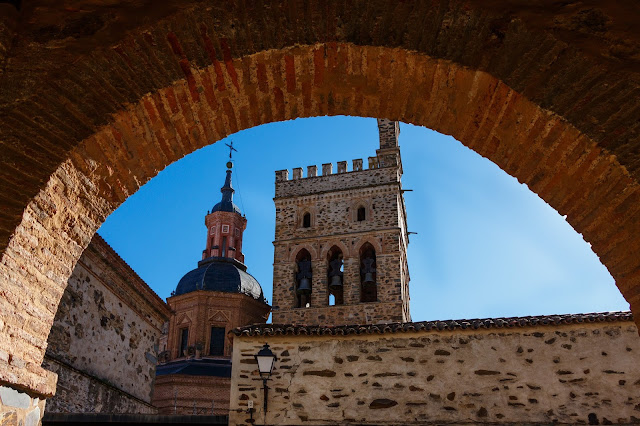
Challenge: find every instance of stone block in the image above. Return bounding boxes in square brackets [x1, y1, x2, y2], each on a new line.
[0, 386, 30, 409]
[275, 170, 289, 182]
[368, 157, 378, 169]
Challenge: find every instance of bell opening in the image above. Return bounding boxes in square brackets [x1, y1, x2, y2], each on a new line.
[328, 247, 344, 306]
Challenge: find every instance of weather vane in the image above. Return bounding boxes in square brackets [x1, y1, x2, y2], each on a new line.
[225, 140, 237, 169]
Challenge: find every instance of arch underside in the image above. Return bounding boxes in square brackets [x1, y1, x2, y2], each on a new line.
[1, 0, 640, 397]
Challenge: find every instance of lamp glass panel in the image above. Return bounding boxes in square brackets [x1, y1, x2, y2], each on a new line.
[256, 355, 275, 375]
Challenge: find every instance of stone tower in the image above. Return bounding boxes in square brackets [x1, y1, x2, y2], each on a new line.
[271, 119, 410, 326]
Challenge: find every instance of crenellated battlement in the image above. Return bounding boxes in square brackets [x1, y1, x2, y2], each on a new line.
[271, 119, 410, 328]
[275, 152, 399, 183]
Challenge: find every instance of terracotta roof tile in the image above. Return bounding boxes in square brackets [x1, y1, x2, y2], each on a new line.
[232, 311, 633, 337]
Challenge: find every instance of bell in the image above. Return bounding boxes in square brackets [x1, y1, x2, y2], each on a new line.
[329, 274, 343, 290]
[363, 272, 375, 286]
[297, 277, 312, 295]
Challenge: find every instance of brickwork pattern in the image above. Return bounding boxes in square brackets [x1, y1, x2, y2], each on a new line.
[203, 211, 247, 262]
[230, 319, 640, 425]
[1, 0, 640, 401]
[153, 375, 230, 416]
[164, 291, 269, 361]
[152, 291, 269, 417]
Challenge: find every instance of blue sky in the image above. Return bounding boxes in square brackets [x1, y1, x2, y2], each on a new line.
[98, 116, 629, 321]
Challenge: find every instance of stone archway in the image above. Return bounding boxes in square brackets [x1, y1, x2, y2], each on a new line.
[1, 0, 639, 404]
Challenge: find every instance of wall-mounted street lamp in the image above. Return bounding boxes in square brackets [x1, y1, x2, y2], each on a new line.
[254, 343, 278, 414]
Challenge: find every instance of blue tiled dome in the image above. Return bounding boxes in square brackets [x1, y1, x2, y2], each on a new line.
[174, 257, 265, 303]
[211, 199, 242, 214]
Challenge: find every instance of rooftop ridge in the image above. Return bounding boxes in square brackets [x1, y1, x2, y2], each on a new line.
[233, 311, 634, 336]
[92, 233, 169, 312]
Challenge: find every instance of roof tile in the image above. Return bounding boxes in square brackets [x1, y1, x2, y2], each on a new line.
[232, 312, 634, 337]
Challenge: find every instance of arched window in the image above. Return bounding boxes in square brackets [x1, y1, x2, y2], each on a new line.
[221, 236, 227, 258]
[302, 212, 311, 228]
[209, 327, 225, 356]
[360, 243, 377, 303]
[327, 246, 344, 306]
[179, 327, 189, 357]
[357, 206, 366, 221]
[295, 249, 312, 308]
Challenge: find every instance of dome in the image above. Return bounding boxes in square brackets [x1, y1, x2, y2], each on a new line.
[174, 257, 266, 302]
[211, 199, 242, 214]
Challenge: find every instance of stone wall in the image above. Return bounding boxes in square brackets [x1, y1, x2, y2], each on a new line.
[272, 130, 410, 326]
[44, 234, 170, 413]
[0, 386, 45, 426]
[229, 314, 640, 425]
[42, 357, 156, 415]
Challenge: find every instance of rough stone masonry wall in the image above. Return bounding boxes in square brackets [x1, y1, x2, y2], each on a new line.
[230, 321, 640, 425]
[272, 154, 409, 326]
[42, 235, 170, 413]
[42, 357, 156, 415]
[0, 386, 46, 426]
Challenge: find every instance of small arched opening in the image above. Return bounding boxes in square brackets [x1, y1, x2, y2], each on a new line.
[327, 246, 344, 306]
[295, 249, 312, 308]
[360, 243, 377, 303]
[357, 206, 366, 222]
[302, 212, 311, 228]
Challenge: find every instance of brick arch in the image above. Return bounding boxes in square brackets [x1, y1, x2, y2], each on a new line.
[288, 244, 319, 263]
[352, 235, 385, 257]
[1, 0, 640, 399]
[320, 241, 351, 260]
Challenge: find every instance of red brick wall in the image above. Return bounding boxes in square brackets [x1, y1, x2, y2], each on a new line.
[153, 374, 230, 416]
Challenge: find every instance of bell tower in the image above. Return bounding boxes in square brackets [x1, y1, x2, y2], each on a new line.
[271, 119, 411, 326]
[202, 158, 247, 263]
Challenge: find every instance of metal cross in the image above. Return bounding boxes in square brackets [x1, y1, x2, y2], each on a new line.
[225, 140, 237, 159]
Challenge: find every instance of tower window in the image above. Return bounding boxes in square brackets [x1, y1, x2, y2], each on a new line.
[357, 206, 366, 221]
[222, 224, 229, 233]
[302, 212, 311, 228]
[210, 226, 215, 235]
[209, 327, 225, 356]
[328, 247, 344, 306]
[295, 249, 312, 308]
[179, 328, 189, 357]
[360, 243, 377, 303]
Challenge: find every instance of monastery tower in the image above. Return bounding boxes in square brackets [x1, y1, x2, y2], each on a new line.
[271, 119, 411, 326]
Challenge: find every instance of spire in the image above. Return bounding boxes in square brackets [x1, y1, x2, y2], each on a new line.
[220, 164, 235, 203]
[211, 143, 242, 214]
